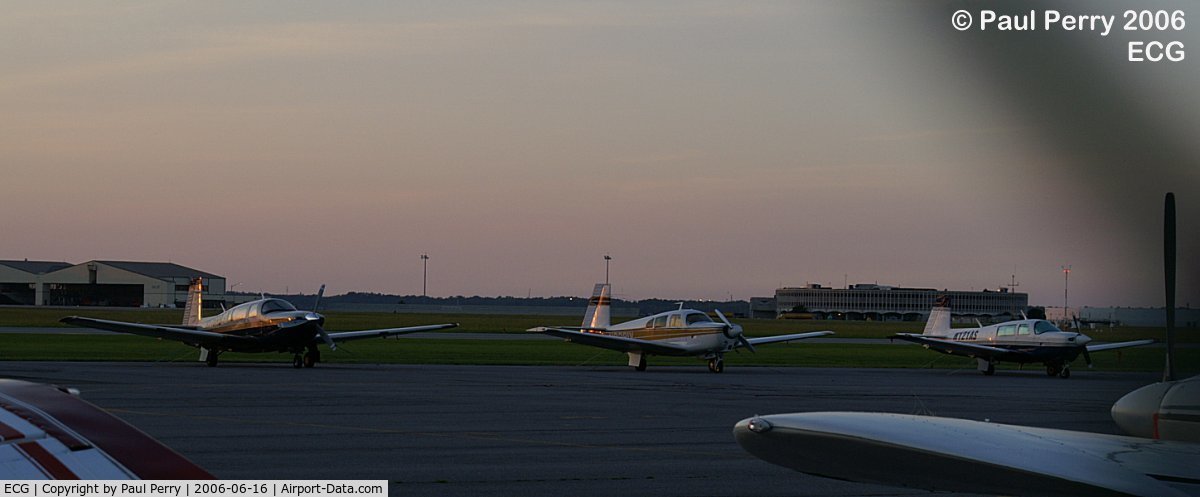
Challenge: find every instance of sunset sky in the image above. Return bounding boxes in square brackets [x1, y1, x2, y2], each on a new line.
[2, 1, 1197, 307]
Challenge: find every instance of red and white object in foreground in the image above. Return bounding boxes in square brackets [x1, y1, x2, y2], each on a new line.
[0, 379, 212, 479]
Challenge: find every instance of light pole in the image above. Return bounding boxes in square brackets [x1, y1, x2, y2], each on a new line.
[1061, 264, 1071, 319]
[421, 253, 429, 297]
[603, 254, 612, 285]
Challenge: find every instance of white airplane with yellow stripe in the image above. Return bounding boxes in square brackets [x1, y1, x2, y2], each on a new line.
[529, 284, 832, 372]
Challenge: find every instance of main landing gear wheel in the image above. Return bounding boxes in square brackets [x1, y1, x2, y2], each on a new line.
[292, 354, 304, 369]
[206, 353, 219, 368]
[635, 355, 648, 371]
[303, 348, 320, 368]
[1046, 364, 1061, 377]
[708, 358, 724, 373]
[982, 362, 995, 376]
[1059, 367, 1071, 379]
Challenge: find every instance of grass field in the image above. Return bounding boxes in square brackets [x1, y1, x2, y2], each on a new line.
[2, 307, 1190, 342]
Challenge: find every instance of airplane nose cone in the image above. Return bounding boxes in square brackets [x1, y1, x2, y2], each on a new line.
[305, 312, 321, 321]
[1112, 382, 1170, 438]
[1075, 333, 1091, 346]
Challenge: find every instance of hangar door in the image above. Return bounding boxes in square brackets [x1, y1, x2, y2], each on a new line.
[44, 283, 143, 307]
[0, 283, 35, 305]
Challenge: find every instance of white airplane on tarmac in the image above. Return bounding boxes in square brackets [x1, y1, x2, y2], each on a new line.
[529, 283, 833, 372]
[734, 193, 1200, 497]
[892, 298, 1154, 378]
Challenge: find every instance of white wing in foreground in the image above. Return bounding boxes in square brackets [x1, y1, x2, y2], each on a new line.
[734, 411, 1200, 497]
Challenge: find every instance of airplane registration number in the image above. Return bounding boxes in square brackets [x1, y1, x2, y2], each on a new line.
[952, 330, 979, 340]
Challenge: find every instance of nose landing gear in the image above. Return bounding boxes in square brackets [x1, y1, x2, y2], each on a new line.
[707, 357, 724, 373]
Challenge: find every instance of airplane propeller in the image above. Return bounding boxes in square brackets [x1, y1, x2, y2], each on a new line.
[311, 316, 337, 351]
[1164, 192, 1176, 382]
[313, 284, 326, 313]
[1071, 316, 1093, 368]
[716, 309, 756, 353]
[310, 285, 336, 351]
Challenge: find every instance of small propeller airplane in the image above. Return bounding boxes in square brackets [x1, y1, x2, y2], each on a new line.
[734, 192, 1199, 497]
[0, 378, 213, 479]
[891, 297, 1153, 378]
[61, 278, 458, 368]
[528, 283, 833, 372]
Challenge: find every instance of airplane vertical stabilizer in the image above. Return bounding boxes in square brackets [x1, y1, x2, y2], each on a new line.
[182, 277, 203, 327]
[582, 283, 611, 330]
[923, 296, 951, 336]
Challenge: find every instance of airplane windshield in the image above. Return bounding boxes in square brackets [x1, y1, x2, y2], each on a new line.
[261, 299, 296, 314]
[686, 312, 713, 325]
[1034, 321, 1061, 334]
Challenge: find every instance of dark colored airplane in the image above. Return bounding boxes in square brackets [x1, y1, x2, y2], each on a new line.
[62, 279, 457, 368]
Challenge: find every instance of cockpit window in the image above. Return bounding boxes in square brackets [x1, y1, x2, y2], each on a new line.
[652, 315, 668, 328]
[1034, 320, 1061, 334]
[261, 299, 296, 314]
[686, 312, 713, 325]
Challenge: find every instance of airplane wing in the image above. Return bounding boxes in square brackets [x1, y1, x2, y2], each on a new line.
[734, 411, 1200, 497]
[322, 323, 459, 343]
[528, 327, 692, 355]
[1087, 339, 1156, 353]
[0, 379, 212, 479]
[746, 331, 833, 346]
[891, 333, 1024, 360]
[60, 316, 257, 349]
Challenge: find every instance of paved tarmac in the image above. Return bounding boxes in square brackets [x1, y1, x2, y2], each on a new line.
[0, 361, 1155, 496]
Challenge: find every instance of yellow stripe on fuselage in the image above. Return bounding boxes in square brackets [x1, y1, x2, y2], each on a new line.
[605, 328, 724, 341]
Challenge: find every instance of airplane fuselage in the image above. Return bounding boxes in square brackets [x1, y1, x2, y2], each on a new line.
[193, 298, 325, 354]
[593, 310, 741, 357]
[925, 319, 1091, 364]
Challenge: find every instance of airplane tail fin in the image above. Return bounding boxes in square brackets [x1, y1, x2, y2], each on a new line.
[582, 283, 611, 330]
[182, 277, 203, 327]
[923, 295, 951, 335]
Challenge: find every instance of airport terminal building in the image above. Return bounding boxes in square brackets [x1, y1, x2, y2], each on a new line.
[773, 283, 1028, 322]
[0, 260, 226, 308]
